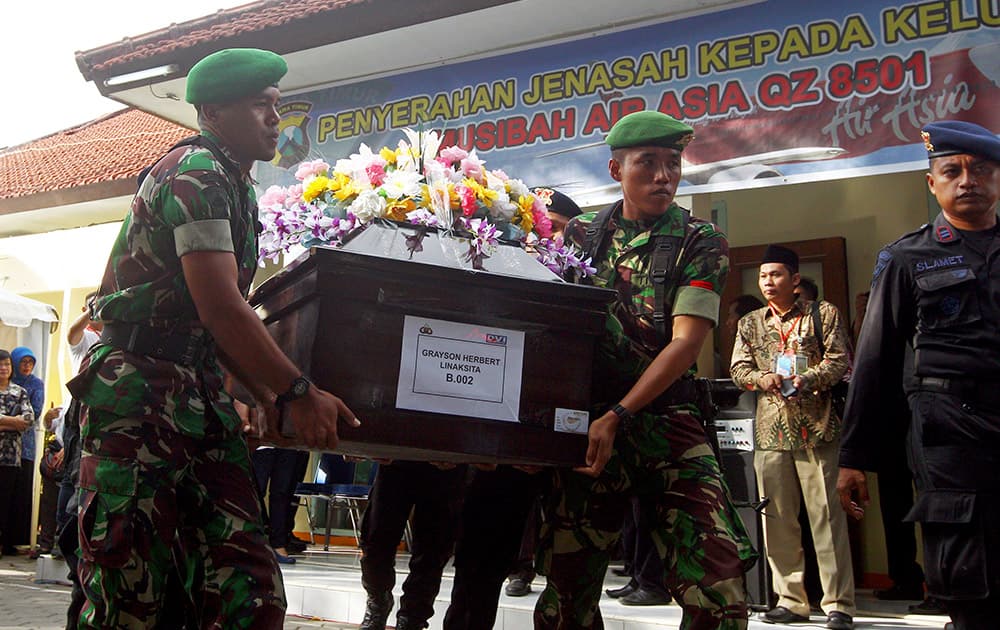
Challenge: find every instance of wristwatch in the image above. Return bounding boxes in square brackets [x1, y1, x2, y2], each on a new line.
[611, 403, 634, 424]
[275, 375, 312, 409]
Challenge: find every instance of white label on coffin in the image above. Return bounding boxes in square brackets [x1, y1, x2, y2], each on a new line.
[397, 315, 524, 422]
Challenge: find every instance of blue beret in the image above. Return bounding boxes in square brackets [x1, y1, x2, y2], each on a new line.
[530, 187, 582, 219]
[606, 111, 694, 151]
[921, 120, 1000, 163]
[186, 48, 287, 105]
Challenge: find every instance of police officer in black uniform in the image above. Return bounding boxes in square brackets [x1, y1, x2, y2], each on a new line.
[837, 120, 1000, 630]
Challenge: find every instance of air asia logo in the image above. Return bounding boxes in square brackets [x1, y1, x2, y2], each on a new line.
[484, 333, 507, 345]
[272, 102, 313, 169]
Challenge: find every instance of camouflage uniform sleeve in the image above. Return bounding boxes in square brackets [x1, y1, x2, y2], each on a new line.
[730, 312, 767, 390]
[159, 151, 237, 257]
[672, 223, 728, 326]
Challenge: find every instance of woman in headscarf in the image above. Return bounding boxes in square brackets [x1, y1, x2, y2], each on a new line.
[10, 346, 43, 549]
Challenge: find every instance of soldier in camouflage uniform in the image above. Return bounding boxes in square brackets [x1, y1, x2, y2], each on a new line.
[534, 111, 755, 630]
[67, 49, 357, 629]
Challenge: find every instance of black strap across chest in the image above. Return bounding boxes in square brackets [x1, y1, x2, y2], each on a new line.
[581, 203, 694, 343]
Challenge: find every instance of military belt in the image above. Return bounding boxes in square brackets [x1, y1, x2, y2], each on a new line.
[917, 377, 1000, 406]
[100, 323, 212, 367]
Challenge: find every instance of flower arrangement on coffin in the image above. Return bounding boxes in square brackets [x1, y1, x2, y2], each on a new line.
[258, 128, 594, 277]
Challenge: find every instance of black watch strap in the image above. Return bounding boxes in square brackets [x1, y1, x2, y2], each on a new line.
[275, 375, 312, 408]
[612, 403, 633, 424]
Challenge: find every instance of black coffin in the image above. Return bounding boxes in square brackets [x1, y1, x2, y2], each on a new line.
[250, 243, 615, 466]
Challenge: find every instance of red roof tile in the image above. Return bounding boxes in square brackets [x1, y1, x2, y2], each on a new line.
[0, 109, 193, 199]
[79, 0, 368, 76]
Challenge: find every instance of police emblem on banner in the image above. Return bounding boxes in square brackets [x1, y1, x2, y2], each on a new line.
[272, 102, 313, 169]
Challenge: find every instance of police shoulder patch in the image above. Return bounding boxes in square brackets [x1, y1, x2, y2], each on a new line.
[872, 249, 893, 285]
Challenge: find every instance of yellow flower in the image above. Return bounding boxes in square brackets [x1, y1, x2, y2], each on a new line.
[517, 194, 535, 216]
[333, 179, 361, 202]
[516, 204, 534, 234]
[463, 178, 498, 205]
[380, 147, 397, 164]
[327, 172, 350, 194]
[303, 176, 331, 202]
[385, 198, 416, 221]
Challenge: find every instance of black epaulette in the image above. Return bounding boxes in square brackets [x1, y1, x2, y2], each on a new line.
[890, 222, 930, 246]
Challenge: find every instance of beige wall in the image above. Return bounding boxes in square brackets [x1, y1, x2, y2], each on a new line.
[711, 170, 932, 305]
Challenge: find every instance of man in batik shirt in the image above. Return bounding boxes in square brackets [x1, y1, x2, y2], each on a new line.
[730, 244, 854, 630]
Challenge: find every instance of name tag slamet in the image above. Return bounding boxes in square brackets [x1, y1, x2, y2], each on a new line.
[915, 255, 965, 273]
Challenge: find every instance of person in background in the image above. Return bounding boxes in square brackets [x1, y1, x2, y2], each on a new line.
[796, 277, 819, 302]
[10, 346, 43, 550]
[499, 187, 584, 603]
[0, 349, 34, 557]
[838, 120, 1000, 630]
[29, 405, 64, 558]
[358, 461, 466, 630]
[530, 186, 582, 235]
[55, 291, 106, 628]
[603, 497, 673, 606]
[252, 446, 303, 564]
[730, 245, 855, 630]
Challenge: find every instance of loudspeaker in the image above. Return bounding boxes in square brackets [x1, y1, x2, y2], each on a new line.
[720, 450, 756, 504]
[720, 450, 773, 611]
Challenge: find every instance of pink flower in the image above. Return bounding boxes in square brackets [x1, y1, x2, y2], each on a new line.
[492, 169, 510, 182]
[438, 146, 468, 166]
[460, 155, 484, 181]
[294, 159, 331, 181]
[532, 196, 548, 215]
[366, 163, 387, 186]
[532, 207, 553, 238]
[457, 185, 478, 217]
[258, 185, 287, 208]
[285, 184, 304, 207]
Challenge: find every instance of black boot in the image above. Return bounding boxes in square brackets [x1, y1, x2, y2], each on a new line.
[394, 615, 427, 630]
[360, 591, 394, 630]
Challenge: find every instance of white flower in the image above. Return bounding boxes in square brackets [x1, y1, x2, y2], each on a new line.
[348, 189, 387, 222]
[507, 178, 529, 199]
[402, 128, 443, 164]
[332, 144, 384, 186]
[490, 200, 518, 220]
[381, 169, 423, 200]
[423, 158, 448, 186]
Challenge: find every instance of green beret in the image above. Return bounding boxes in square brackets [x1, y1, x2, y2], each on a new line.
[605, 111, 695, 151]
[186, 48, 288, 105]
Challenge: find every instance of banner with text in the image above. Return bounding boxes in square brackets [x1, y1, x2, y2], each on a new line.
[259, 0, 999, 203]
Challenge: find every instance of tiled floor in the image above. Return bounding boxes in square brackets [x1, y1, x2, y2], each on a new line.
[281, 546, 953, 629]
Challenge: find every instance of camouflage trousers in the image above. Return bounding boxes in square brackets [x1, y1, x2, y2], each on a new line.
[534, 422, 757, 630]
[76, 409, 286, 629]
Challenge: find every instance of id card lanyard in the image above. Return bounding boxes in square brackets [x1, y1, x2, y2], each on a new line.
[770, 306, 805, 376]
